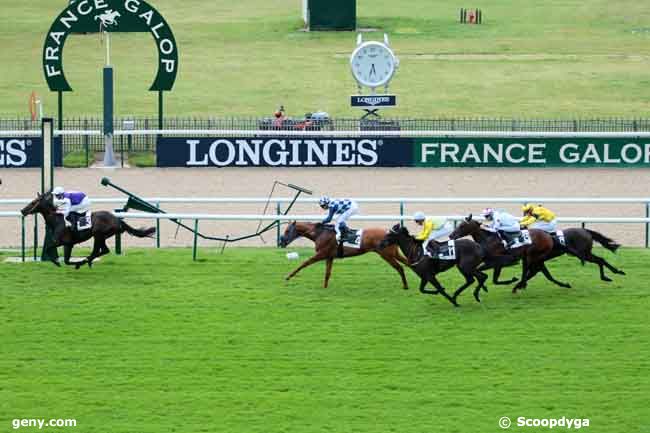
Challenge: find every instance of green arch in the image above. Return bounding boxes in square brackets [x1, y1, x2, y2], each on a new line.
[43, 0, 178, 92]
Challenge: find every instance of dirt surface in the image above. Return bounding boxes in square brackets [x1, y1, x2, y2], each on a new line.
[1, 167, 649, 250]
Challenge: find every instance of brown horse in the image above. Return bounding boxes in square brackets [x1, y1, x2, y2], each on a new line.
[279, 221, 409, 289]
[449, 215, 568, 292]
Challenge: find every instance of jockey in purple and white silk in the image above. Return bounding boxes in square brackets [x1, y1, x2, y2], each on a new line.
[53, 186, 91, 227]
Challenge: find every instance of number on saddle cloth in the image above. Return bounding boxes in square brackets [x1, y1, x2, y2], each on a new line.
[72, 211, 92, 231]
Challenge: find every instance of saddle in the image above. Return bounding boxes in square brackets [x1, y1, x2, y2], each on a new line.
[320, 224, 360, 244]
[426, 240, 457, 261]
[550, 230, 566, 248]
[499, 230, 531, 249]
[67, 211, 92, 232]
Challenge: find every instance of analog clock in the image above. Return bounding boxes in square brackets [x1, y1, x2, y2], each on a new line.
[350, 39, 397, 89]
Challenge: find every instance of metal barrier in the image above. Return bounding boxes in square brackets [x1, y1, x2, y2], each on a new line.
[3, 205, 650, 261]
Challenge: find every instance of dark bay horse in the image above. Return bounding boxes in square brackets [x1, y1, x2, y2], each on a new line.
[279, 221, 409, 289]
[525, 225, 624, 282]
[21, 192, 155, 269]
[381, 224, 487, 306]
[449, 215, 569, 292]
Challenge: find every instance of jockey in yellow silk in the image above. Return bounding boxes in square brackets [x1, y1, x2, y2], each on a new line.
[413, 212, 452, 257]
[520, 203, 557, 233]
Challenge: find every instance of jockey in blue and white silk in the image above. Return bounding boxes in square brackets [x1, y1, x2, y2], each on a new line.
[481, 208, 521, 234]
[53, 186, 91, 227]
[319, 195, 359, 241]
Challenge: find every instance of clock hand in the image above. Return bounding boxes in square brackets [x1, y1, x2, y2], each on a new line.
[370, 64, 376, 77]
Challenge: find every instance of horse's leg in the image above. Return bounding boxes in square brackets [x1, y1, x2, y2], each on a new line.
[83, 236, 104, 269]
[538, 262, 572, 289]
[482, 256, 519, 285]
[417, 276, 439, 295]
[378, 251, 409, 290]
[582, 252, 624, 282]
[62, 244, 76, 267]
[99, 237, 111, 256]
[427, 274, 459, 307]
[285, 252, 328, 281]
[513, 254, 529, 293]
[451, 266, 475, 304]
[323, 258, 334, 288]
[473, 271, 489, 302]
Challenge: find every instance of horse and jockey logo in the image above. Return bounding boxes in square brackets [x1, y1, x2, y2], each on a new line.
[95, 10, 121, 28]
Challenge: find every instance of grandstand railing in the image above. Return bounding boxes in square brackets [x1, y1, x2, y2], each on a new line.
[2, 116, 650, 159]
[2, 197, 650, 260]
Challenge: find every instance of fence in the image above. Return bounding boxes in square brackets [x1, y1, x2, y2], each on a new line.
[2, 197, 650, 261]
[3, 116, 650, 157]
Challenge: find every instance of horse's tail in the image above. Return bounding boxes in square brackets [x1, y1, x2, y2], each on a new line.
[121, 221, 156, 238]
[585, 229, 620, 253]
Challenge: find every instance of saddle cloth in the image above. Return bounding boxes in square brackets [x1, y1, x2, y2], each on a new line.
[504, 230, 532, 249]
[322, 224, 363, 249]
[552, 230, 566, 247]
[341, 229, 363, 249]
[435, 240, 456, 261]
[75, 211, 92, 231]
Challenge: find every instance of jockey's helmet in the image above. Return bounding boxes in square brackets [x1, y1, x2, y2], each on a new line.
[522, 203, 534, 214]
[318, 196, 330, 207]
[53, 186, 65, 199]
[481, 208, 494, 220]
[413, 211, 426, 222]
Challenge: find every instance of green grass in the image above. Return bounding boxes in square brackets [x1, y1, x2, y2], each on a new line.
[128, 151, 156, 167]
[1, 0, 650, 117]
[1, 247, 648, 432]
[62, 150, 89, 168]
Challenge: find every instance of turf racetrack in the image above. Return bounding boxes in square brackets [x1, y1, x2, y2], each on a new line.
[1, 248, 648, 432]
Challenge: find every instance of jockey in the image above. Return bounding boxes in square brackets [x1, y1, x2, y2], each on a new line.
[521, 203, 557, 233]
[481, 208, 521, 248]
[52, 186, 91, 230]
[319, 195, 359, 241]
[413, 211, 452, 257]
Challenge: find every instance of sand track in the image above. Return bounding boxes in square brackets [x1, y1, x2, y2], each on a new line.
[1, 167, 648, 249]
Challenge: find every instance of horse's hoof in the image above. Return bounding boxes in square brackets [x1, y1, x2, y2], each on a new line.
[602, 276, 613, 282]
[617, 270, 626, 276]
[562, 284, 572, 289]
[52, 261, 61, 267]
[473, 292, 481, 303]
[403, 286, 409, 291]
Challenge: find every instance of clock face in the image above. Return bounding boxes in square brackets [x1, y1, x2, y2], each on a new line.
[350, 41, 396, 88]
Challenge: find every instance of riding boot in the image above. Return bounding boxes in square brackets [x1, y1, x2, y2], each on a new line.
[426, 241, 439, 258]
[67, 214, 78, 233]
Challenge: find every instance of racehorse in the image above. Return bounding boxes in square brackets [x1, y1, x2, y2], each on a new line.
[449, 215, 570, 292]
[21, 192, 155, 269]
[279, 221, 409, 290]
[380, 224, 488, 306]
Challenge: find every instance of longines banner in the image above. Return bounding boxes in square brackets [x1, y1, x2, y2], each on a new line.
[156, 137, 413, 167]
[0, 137, 62, 168]
[156, 136, 650, 167]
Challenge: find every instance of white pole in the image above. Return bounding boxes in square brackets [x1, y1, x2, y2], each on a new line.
[105, 31, 110, 66]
